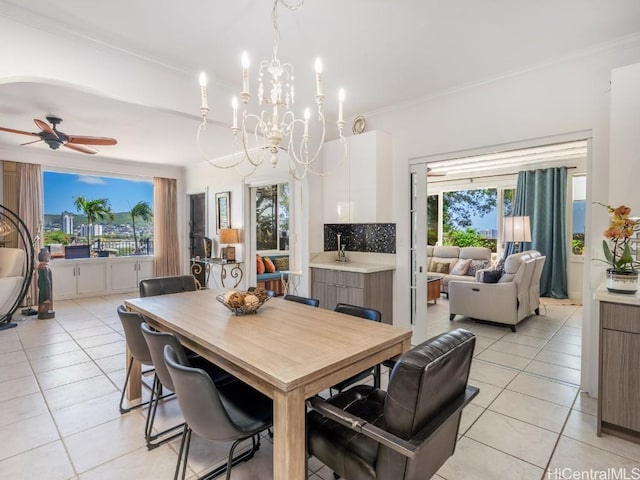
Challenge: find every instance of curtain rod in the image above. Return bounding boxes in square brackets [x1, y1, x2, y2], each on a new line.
[428, 165, 578, 183]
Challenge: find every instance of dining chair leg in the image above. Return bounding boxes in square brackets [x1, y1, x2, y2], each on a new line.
[199, 433, 264, 480]
[145, 376, 183, 450]
[374, 365, 381, 389]
[119, 357, 153, 414]
[174, 425, 191, 480]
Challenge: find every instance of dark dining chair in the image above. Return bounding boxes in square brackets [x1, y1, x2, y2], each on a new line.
[307, 328, 478, 480]
[284, 294, 320, 307]
[116, 305, 170, 413]
[330, 304, 383, 394]
[164, 344, 273, 480]
[140, 322, 234, 450]
[139, 275, 198, 298]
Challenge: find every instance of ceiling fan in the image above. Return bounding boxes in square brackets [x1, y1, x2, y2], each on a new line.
[0, 115, 117, 154]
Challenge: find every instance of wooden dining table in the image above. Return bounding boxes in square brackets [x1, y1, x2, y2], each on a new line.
[124, 289, 411, 479]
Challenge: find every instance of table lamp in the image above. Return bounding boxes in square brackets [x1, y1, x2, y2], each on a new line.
[219, 228, 239, 262]
[503, 216, 531, 253]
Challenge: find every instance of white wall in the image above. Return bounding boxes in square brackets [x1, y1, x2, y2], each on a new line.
[609, 62, 640, 212]
[357, 37, 640, 396]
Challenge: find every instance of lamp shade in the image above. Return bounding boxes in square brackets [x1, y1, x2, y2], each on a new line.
[219, 228, 239, 244]
[503, 216, 531, 243]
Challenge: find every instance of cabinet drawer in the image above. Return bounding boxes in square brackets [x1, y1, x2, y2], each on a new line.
[601, 302, 640, 334]
[310, 268, 364, 288]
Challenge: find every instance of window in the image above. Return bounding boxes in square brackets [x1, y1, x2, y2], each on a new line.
[572, 175, 586, 255]
[442, 188, 498, 252]
[42, 171, 153, 256]
[427, 194, 438, 245]
[255, 183, 289, 251]
[503, 188, 515, 217]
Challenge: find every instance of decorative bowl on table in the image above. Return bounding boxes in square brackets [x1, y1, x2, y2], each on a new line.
[216, 288, 271, 315]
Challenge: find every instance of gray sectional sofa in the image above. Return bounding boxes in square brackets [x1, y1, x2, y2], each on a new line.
[427, 246, 493, 294]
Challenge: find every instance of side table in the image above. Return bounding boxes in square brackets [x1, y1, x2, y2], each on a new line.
[191, 258, 244, 289]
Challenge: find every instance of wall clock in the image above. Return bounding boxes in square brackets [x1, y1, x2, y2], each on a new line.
[352, 115, 366, 135]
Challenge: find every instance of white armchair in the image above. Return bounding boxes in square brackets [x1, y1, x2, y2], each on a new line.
[448, 250, 545, 332]
[0, 248, 26, 321]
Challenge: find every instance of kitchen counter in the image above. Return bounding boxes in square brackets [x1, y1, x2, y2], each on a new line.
[594, 284, 640, 306]
[308, 261, 395, 274]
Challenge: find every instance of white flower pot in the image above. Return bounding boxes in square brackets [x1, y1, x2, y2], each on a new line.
[606, 269, 638, 294]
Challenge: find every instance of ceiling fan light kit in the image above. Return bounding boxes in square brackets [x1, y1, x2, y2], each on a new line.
[0, 115, 117, 155]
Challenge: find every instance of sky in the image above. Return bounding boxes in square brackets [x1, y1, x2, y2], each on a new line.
[43, 172, 153, 214]
[469, 201, 586, 234]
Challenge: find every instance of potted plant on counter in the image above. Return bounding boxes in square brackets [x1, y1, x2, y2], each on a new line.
[597, 203, 640, 294]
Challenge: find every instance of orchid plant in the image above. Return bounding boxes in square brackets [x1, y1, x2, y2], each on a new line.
[597, 203, 640, 273]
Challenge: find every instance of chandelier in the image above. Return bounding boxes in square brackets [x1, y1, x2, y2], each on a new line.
[197, 0, 347, 179]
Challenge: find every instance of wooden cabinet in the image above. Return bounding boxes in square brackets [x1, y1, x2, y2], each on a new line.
[321, 130, 392, 224]
[311, 268, 393, 324]
[51, 260, 107, 300]
[598, 300, 640, 443]
[110, 257, 154, 292]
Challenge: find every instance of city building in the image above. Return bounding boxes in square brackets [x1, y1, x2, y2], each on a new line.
[60, 211, 74, 234]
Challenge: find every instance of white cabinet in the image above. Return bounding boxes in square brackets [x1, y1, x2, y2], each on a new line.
[322, 130, 392, 223]
[50, 256, 154, 300]
[110, 257, 154, 292]
[51, 260, 107, 300]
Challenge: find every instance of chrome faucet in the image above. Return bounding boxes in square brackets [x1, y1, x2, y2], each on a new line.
[336, 233, 348, 263]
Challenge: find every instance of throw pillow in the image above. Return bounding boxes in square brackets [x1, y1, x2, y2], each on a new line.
[435, 262, 450, 274]
[428, 260, 435, 272]
[263, 256, 276, 273]
[450, 259, 472, 276]
[273, 257, 289, 271]
[256, 254, 265, 275]
[467, 259, 490, 277]
[482, 268, 503, 283]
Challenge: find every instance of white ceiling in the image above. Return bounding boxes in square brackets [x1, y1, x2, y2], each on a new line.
[1, 0, 639, 167]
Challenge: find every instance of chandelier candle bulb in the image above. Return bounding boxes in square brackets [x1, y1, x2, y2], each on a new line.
[338, 88, 345, 123]
[199, 72, 208, 110]
[304, 108, 310, 137]
[232, 97, 238, 129]
[315, 58, 323, 96]
[241, 52, 250, 93]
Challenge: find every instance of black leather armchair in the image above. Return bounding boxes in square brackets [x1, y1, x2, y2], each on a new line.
[307, 328, 478, 480]
[139, 275, 198, 298]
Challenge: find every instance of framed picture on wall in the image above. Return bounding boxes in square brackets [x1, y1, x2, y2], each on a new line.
[215, 191, 231, 233]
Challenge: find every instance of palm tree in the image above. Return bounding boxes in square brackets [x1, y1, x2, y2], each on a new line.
[73, 196, 114, 248]
[130, 201, 152, 253]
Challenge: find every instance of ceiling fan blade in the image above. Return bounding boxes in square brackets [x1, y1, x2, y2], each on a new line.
[34, 118, 59, 139]
[20, 139, 44, 146]
[64, 143, 98, 154]
[0, 126, 39, 137]
[67, 135, 117, 146]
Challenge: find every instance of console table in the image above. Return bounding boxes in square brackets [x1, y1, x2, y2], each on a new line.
[191, 258, 244, 289]
[594, 285, 640, 444]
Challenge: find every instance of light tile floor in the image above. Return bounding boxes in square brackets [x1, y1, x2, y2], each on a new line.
[1, 293, 639, 479]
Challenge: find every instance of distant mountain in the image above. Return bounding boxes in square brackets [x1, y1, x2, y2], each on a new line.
[44, 212, 151, 226]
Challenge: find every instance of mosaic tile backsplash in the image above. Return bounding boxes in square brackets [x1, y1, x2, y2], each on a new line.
[324, 223, 396, 254]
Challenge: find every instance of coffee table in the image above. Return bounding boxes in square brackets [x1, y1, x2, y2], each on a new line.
[427, 276, 441, 304]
